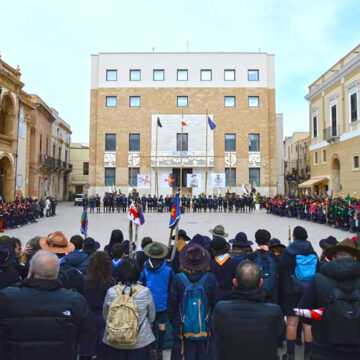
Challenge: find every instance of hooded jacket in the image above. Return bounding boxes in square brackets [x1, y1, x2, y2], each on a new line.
[62, 250, 89, 275]
[213, 286, 284, 360]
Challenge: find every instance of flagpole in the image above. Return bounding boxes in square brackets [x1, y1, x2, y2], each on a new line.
[180, 112, 183, 197]
[155, 115, 159, 198]
[205, 110, 208, 196]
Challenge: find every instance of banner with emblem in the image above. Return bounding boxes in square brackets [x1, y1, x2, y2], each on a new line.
[137, 174, 151, 189]
[160, 173, 176, 188]
[186, 173, 201, 188]
[211, 173, 226, 188]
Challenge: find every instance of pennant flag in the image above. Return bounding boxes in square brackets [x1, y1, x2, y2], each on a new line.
[128, 202, 145, 225]
[181, 121, 187, 126]
[157, 117, 163, 128]
[80, 211, 88, 237]
[208, 116, 216, 130]
[293, 308, 324, 321]
[169, 191, 181, 228]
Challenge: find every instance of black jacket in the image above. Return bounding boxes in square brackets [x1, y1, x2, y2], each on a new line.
[213, 286, 284, 360]
[0, 278, 96, 360]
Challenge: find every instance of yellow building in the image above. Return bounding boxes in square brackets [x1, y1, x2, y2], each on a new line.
[89, 52, 283, 197]
[69, 143, 89, 194]
[303, 44, 360, 197]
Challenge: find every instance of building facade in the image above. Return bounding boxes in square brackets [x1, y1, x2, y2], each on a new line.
[89, 52, 281, 197]
[284, 132, 310, 195]
[69, 143, 89, 195]
[0, 56, 34, 202]
[304, 44, 360, 197]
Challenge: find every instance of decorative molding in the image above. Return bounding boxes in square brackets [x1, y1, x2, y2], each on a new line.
[248, 152, 261, 168]
[104, 151, 116, 167]
[128, 152, 140, 167]
[151, 156, 214, 168]
[224, 152, 236, 167]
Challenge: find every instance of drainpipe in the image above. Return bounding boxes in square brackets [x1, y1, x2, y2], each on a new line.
[14, 97, 21, 200]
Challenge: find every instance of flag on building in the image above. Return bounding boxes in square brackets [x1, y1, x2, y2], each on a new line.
[208, 116, 216, 130]
[169, 191, 181, 228]
[80, 211, 88, 237]
[293, 308, 324, 321]
[157, 117, 163, 128]
[128, 202, 145, 225]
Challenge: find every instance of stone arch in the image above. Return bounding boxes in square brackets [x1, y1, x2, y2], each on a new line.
[331, 154, 341, 197]
[0, 93, 16, 137]
[0, 153, 14, 202]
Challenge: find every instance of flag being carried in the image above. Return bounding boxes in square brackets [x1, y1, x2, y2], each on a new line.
[80, 211, 88, 237]
[128, 201, 145, 226]
[169, 191, 181, 228]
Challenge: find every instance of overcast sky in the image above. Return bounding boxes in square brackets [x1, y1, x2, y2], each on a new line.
[1, 0, 359, 143]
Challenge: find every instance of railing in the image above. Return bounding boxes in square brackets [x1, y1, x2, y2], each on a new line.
[323, 125, 340, 141]
[39, 155, 56, 168]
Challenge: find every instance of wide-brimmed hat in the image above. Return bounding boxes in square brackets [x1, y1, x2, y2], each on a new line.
[0, 245, 13, 268]
[209, 225, 228, 239]
[83, 237, 100, 254]
[191, 234, 206, 247]
[210, 237, 231, 256]
[269, 238, 286, 250]
[39, 231, 75, 254]
[144, 242, 168, 259]
[171, 229, 190, 241]
[229, 232, 253, 247]
[179, 243, 210, 271]
[319, 236, 338, 250]
[324, 238, 360, 260]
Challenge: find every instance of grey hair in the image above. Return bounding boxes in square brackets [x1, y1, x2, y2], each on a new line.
[236, 260, 261, 290]
[29, 250, 60, 280]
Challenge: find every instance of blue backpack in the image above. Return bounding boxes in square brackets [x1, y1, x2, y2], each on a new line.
[254, 252, 278, 293]
[178, 272, 210, 341]
[292, 254, 317, 294]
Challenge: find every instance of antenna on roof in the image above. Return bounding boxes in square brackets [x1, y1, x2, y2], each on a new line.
[187, 41, 189, 52]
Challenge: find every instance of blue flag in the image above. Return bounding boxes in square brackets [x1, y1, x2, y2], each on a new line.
[208, 116, 216, 130]
[80, 211, 88, 237]
[169, 192, 181, 228]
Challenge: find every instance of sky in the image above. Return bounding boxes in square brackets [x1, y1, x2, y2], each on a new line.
[1, 0, 360, 143]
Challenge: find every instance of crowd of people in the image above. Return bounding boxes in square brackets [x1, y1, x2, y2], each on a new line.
[265, 196, 360, 232]
[1, 222, 359, 360]
[0, 196, 57, 231]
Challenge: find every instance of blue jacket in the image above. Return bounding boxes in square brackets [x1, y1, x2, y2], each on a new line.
[62, 250, 89, 275]
[111, 258, 124, 281]
[140, 259, 172, 312]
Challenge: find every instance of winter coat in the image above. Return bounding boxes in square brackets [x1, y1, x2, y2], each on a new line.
[213, 286, 284, 360]
[58, 262, 84, 294]
[0, 268, 21, 290]
[62, 250, 89, 275]
[0, 278, 96, 360]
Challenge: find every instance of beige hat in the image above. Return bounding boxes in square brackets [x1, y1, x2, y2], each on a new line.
[39, 231, 75, 254]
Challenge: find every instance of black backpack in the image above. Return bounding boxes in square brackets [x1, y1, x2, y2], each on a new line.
[321, 285, 360, 345]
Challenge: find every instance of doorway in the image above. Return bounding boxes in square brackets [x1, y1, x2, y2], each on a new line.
[331, 157, 341, 197]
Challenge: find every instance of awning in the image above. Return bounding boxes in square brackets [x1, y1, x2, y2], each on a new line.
[298, 177, 328, 188]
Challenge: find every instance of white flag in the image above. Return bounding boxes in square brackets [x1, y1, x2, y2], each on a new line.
[211, 173, 225, 188]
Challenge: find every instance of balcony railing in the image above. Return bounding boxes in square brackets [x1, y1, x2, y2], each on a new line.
[39, 155, 56, 168]
[323, 125, 340, 141]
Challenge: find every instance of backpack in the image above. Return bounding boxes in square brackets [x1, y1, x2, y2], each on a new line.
[106, 284, 142, 346]
[254, 252, 277, 293]
[321, 285, 360, 345]
[179, 272, 210, 341]
[292, 254, 317, 294]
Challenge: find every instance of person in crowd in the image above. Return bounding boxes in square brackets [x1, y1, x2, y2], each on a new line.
[45, 197, 51, 217]
[169, 229, 191, 274]
[190, 234, 211, 253]
[83, 237, 101, 257]
[102, 258, 156, 359]
[209, 225, 238, 301]
[229, 232, 253, 262]
[298, 238, 360, 359]
[213, 260, 284, 360]
[79, 251, 115, 360]
[247, 229, 279, 303]
[2, 237, 28, 279]
[168, 242, 219, 360]
[39, 231, 84, 293]
[279, 226, 318, 360]
[110, 243, 126, 281]
[0, 244, 21, 289]
[269, 238, 286, 258]
[140, 242, 172, 360]
[62, 235, 90, 275]
[0, 250, 96, 360]
[318, 236, 338, 263]
[104, 229, 124, 254]
[136, 236, 153, 271]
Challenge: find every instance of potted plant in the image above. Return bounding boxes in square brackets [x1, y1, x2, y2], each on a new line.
[255, 193, 261, 210]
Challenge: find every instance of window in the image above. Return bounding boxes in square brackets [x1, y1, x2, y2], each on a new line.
[53, 144, 55, 157]
[224, 69, 235, 81]
[105, 168, 115, 186]
[331, 104, 337, 129]
[323, 150, 327, 162]
[153, 69, 164, 81]
[39, 134, 42, 154]
[129, 133, 140, 151]
[177, 69, 188, 81]
[224, 96, 235, 107]
[225, 133, 236, 151]
[200, 69, 212, 81]
[225, 168, 236, 187]
[83, 162, 89, 175]
[106, 96, 117, 107]
[313, 115, 318, 138]
[177, 96, 188, 107]
[128, 168, 139, 186]
[106, 70, 117, 81]
[105, 134, 116, 151]
[249, 168, 260, 186]
[354, 155, 359, 169]
[350, 92, 358, 122]
[248, 96, 259, 107]
[249, 134, 260, 151]
[248, 69, 259, 81]
[314, 152, 318, 164]
[129, 96, 141, 107]
[129, 69, 141, 81]
[176, 133, 188, 151]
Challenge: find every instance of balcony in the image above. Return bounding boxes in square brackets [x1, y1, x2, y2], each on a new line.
[323, 125, 340, 142]
[39, 155, 56, 168]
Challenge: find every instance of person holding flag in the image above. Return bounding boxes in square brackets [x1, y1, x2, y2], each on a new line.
[127, 199, 145, 258]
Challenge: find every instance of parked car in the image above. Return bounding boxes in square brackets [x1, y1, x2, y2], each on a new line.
[74, 193, 85, 206]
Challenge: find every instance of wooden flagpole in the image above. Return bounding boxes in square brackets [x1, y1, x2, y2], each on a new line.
[180, 112, 184, 197]
[155, 115, 159, 197]
[205, 110, 208, 195]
